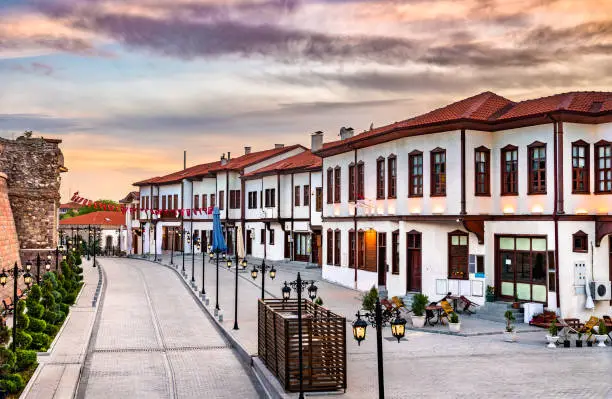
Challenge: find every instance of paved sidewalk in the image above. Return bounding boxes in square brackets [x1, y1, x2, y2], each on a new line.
[150, 253, 612, 399]
[22, 258, 101, 399]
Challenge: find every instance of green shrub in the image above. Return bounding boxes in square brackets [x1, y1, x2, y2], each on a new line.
[57, 287, 67, 299]
[44, 324, 59, 337]
[314, 297, 323, 306]
[59, 303, 69, 315]
[15, 350, 37, 371]
[27, 318, 46, 333]
[0, 347, 16, 374]
[361, 287, 378, 312]
[42, 310, 59, 325]
[14, 330, 32, 349]
[27, 285, 42, 302]
[63, 292, 77, 305]
[28, 332, 50, 351]
[598, 320, 608, 335]
[411, 293, 429, 317]
[0, 373, 24, 393]
[15, 301, 29, 331]
[449, 312, 459, 323]
[26, 303, 44, 319]
[0, 321, 10, 346]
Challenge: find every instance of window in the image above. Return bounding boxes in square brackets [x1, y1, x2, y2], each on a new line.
[349, 230, 356, 268]
[229, 190, 241, 209]
[388, 155, 397, 199]
[501, 145, 518, 195]
[528, 142, 546, 194]
[269, 229, 275, 245]
[265, 189, 276, 207]
[448, 231, 468, 280]
[475, 147, 490, 196]
[348, 164, 356, 202]
[376, 157, 385, 199]
[203, 194, 208, 210]
[595, 140, 612, 193]
[572, 231, 588, 253]
[303, 185, 310, 206]
[334, 230, 341, 266]
[219, 190, 225, 210]
[409, 151, 423, 197]
[476, 255, 484, 275]
[391, 230, 399, 275]
[572, 141, 590, 194]
[356, 162, 365, 200]
[326, 168, 333, 204]
[294, 186, 301, 207]
[210, 194, 216, 207]
[248, 191, 257, 209]
[315, 187, 322, 212]
[173, 194, 179, 209]
[169, 195, 174, 210]
[334, 166, 341, 203]
[162, 195, 167, 210]
[431, 148, 446, 196]
[357, 231, 365, 269]
[260, 229, 265, 245]
[327, 230, 333, 265]
[193, 195, 199, 210]
[153, 196, 159, 209]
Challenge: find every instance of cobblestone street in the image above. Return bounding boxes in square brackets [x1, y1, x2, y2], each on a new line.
[76, 258, 263, 399]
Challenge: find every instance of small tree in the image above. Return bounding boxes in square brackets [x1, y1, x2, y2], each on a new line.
[411, 293, 429, 317]
[504, 310, 515, 332]
[361, 287, 378, 312]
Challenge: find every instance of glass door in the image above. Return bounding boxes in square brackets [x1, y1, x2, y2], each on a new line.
[497, 236, 548, 303]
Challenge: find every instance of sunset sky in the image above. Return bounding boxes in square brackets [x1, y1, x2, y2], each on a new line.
[1, 0, 611, 202]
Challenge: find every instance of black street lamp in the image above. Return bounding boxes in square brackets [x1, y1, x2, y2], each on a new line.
[233, 225, 239, 331]
[0, 263, 32, 352]
[250, 261, 276, 299]
[281, 272, 319, 399]
[170, 227, 176, 266]
[87, 225, 91, 261]
[352, 297, 407, 399]
[36, 253, 41, 284]
[190, 224, 195, 283]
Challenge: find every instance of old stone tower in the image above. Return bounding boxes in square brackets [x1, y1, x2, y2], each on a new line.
[0, 133, 65, 271]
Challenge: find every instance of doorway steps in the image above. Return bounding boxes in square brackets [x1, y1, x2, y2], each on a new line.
[476, 301, 524, 324]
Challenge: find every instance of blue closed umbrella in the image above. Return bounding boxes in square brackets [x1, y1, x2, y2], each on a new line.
[211, 207, 227, 253]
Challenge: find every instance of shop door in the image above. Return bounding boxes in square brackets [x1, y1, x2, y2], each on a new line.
[284, 232, 291, 259]
[293, 233, 310, 262]
[497, 236, 548, 303]
[162, 227, 169, 250]
[246, 231, 252, 255]
[406, 231, 422, 292]
[133, 233, 139, 254]
[312, 233, 321, 266]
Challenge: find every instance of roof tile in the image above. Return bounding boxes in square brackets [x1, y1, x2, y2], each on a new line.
[244, 151, 321, 177]
[59, 211, 124, 226]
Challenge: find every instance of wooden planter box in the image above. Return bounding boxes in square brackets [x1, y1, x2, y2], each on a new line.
[258, 299, 346, 393]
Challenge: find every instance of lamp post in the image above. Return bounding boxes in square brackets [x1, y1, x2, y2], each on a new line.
[87, 225, 91, 261]
[203, 247, 212, 299]
[233, 225, 240, 330]
[190, 223, 195, 283]
[36, 254, 41, 284]
[352, 297, 407, 399]
[250, 261, 276, 300]
[182, 229, 187, 274]
[281, 273, 319, 399]
[55, 246, 59, 271]
[0, 263, 32, 352]
[170, 227, 176, 266]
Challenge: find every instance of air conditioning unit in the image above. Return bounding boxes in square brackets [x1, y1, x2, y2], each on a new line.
[590, 281, 611, 301]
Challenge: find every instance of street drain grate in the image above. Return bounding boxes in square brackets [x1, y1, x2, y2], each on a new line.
[94, 345, 231, 354]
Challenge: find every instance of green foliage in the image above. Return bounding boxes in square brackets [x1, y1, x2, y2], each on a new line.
[449, 312, 459, 324]
[44, 324, 59, 337]
[0, 348, 16, 375]
[314, 297, 323, 306]
[42, 272, 59, 290]
[28, 332, 50, 351]
[26, 318, 46, 333]
[504, 310, 515, 332]
[0, 321, 10, 346]
[27, 285, 42, 302]
[361, 287, 378, 312]
[548, 320, 559, 336]
[15, 301, 29, 331]
[411, 293, 429, 317]
[598, 320, 608, 335]
[26, 302, 44, 320]
[42, 310, 59, 325]
[15, 350, 37, 371]
[63, 292, 77, 305]
[0, 373, 24, 393]
[14, 330, 32, 349]
[59, 303, 69, 315]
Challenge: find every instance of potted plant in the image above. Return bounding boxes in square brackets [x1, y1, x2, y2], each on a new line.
[512, 293, 520, 309]
[594, 320, 608, 347]
[576, 332, 583, 348]
[411, 293, 428, 328]
[448, 312, 460, 333]
[546, 320, 559, 348]
[485, 285, 495, 303]
[503, 310, 517, 342]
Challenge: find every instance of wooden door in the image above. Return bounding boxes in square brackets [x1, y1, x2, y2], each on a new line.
[377, 232, 387, 286]
[406, 231, 422, 292]
[133, 232, 139, 254]
[246, 231, 252, 255]
[312, 233, 321, 266]
[284, 231, 291, 259]
[364, 230, 377, 272]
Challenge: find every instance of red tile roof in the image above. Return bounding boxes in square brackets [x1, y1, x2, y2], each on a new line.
[119, 191, 140, 203]
[209, 145, 306, 172]
[60, 202, 83, 209]
[320, 91, 612, 154]
[243, 151, 322, 178]
[59, 211, 124, 226]
[133, 161, 221, 186]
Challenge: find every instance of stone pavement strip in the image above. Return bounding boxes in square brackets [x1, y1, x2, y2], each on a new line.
[75, 257, 264, 399]
[21, 258, 101, 399]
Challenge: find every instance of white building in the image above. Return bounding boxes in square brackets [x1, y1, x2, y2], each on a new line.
[314, 91, 612, 320]
[119, 191, 141, 255]
[59, 211, 128, 255]
[132, 145, 324, 263]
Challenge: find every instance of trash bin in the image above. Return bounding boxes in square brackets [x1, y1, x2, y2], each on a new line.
[523, 302, 543, 324]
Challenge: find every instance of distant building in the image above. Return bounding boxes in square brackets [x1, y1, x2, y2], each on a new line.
[59, 211, 127, 255]
[59, 201, 83, 216]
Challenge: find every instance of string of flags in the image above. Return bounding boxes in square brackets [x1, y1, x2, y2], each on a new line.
[71, 192, 214, 217]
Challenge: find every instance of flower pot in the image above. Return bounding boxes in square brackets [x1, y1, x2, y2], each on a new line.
[411, 315, 425, 328]
[448, 322, 460, 333]
[545, 335, 559, 348]
[503, 331, 517, 342]
[594, 335, 608, 347]
[576, 340, 583, 348]
[485, 293, 495, 303]
[587, 340, 593, 347]
[512, 302, 520, 309]
[563, 340, 570, 348]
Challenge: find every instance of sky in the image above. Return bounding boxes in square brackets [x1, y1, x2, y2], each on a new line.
[1, 0, 611, 202]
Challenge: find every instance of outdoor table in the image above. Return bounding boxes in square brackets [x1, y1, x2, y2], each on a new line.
[425, 305, 444, 326]
[447, 295, 460, 313]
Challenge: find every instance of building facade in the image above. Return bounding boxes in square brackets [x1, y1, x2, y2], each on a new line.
[315, 91, 612, 320]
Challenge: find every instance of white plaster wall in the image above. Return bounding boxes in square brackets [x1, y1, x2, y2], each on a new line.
[310, 171, 323, 226]
[192, 177, 217, 220]
[279, 174, 292, 219]
[293, 172, 311, 220]
[245, 178, 265, 220]
[261, 175, 279, 219]
[465, 129, 493, 214]
[563, 122, 612, 214]
[245, 222, 265, 259]
[216, 171, 228, 218]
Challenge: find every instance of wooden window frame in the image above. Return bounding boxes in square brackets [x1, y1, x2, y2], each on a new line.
[348, 230, 356, 268]
[501, 145, 519, 196]
[388, 155, 397, 199]
[334, 230, 341, 266]
[430, 148, 446, 197]
[594, 140, 612, 194]
[203, 194, 208, 210]
[408, 150, 423, 197]
[448, 230, 469, 280]
[572, 140, 590, 194]
[356, 162, 365, 200]
[572, 230, 588, 253]
[303, 185, 310, 206]
[357, 230, 365, 269]
[348, 163, 356, 202]
[528, 141, 547, 195]
[210, 193, 216, 207]
[162, 195, 167, 210]
[219, 190, 225, 210]
[326, 168, 333, 204]
[260, 229, 265, 245]
[173, 194, 179, 210]
[334, 166, 341, 203]
[193, 194, 199, 210]
[474, 146, 491, 196]
[391, 230, 399, 275]
[376, 157, 385, 199]
[269, 229, 275, 245]
[229, 190, 241, 209]
[315, 187, 322, 212]
[326, 229, 333, 265]
[294, 185, 301, 207]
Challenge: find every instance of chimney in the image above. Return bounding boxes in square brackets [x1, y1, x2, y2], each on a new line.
[340, 126, 354, 140]
[274, 144, 284, 149]
[244, 146, 251, 155]
[220, 153, 227, 165]
[227, 151, 231, 160]
[311, 131, 323, 152]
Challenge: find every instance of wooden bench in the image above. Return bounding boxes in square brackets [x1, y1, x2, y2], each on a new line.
[17, 289, 25, 299]
[2, 297, 14, 314]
